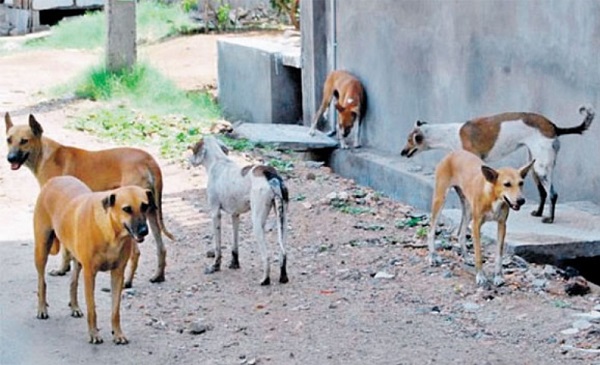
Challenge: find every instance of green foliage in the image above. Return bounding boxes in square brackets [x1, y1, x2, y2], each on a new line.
[216, 3, 232, 30]
[218, 136, 257, 152]
[415, 227, 428, 239]
[267, 158, 294, 174]
[395, 215, 427, 229]
[25, 0, 198, 50]
[181, 0, 198, 13]
[68, 63, 220, 158]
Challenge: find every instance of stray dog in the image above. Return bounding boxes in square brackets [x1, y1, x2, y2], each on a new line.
[34, 176, 151, 344]
[188, 136, 289, 285]
[5, 113, 174, 287]
[401, 106, 595, 223]
[428, 150, 534, 287]
[308, 70, 365, 149]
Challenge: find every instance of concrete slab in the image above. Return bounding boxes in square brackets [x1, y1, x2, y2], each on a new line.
[328, 147, 600, 263]
[234, 122, 338, 151]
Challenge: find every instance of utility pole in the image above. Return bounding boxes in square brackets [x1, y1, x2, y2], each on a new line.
[106, 0, 136, 71]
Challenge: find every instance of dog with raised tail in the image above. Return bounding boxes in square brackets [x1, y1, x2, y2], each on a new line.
[428, 150, 534, 287]
[308, 70, 365, 149]
[4, 113, 174, 287]
[188, 136, 289, 286]
[401, 106, 595, 223]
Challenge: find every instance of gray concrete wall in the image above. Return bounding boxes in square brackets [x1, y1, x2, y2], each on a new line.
[309, 0, 600, 205]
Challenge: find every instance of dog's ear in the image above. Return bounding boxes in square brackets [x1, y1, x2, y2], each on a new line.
[335, 103, 345, 113]
[5, 112, 13, 133]
[102, 193, 116, 210]
[28, 115, 44, 137]
[519, 159, 535, 179]
[481, 165, 499, 184]
[415, 120, 427, 127]
[146, 190, 157, 211]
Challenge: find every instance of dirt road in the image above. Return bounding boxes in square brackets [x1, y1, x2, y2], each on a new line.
[1, 33, 599, 365]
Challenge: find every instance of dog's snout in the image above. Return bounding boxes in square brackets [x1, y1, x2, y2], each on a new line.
[137, 223, 149, 237]
[7, 151, 19, 163]
[517, 197, 526, 206]
[400, 149, 408, 156]
[342, 128, 351, 138]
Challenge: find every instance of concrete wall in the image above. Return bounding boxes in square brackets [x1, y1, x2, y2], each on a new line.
[307, 0, 600, 205]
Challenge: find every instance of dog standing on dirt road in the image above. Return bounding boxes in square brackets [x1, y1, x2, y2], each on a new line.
[401, 106, 595, 223]
[4, 112, 174, 287]
[308, 70, 365, 149]
[428, 150, 534, 287]
[188, 135, 289, 285]
[34, 176, 152, 344]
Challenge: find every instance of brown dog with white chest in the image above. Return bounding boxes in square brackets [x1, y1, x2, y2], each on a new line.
[428, 150, 534, 287]
[308, 70, 365, 149]
[34, 176, 152, 344]
[4, 112, 173, 287]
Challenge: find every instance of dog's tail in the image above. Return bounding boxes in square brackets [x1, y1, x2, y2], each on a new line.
[555, 105, 595, 136]
[148, 165, 175, 241]
[262, 166, 289, 239]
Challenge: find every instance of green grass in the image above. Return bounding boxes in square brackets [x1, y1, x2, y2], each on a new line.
[25, 0, 198, 50]
[68, 63, 221, 158]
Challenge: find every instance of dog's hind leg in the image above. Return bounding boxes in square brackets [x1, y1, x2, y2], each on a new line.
[124, 242, 140, 288]
[454, 187, 471, 261]
[274, 197, 288, 283]
[530, 170, 547, 218]
[34, 229, 54, 319]
[206, 208, 222, 274]
[229, 213, 241, 269]
[69, 260, 83, 317]
[251, 193, 272, 286]
[147, 213, 166, 283]
[428, 175, 451, 266]
[49, 249, 71, 276]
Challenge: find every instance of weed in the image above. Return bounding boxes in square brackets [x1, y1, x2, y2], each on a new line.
[218, 136, 257, 152]
[292, 194, 306, 202]
[415, 226, 428, 239]
[217, 3, 232, 30]
[267, 158, 294, 174]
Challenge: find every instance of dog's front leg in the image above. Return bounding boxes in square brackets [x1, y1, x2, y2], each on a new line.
[229, 213, 241, 269]
[110, 260, 129, 345]
[206, 208, 222, 274]
[124, 242, 140, 289]
[493, 217, 508, 287]
[83, 267, 103, 344]
[472, 218, 488, 287]
[69, 260, 83, 317]
[353, 117, 362, 149]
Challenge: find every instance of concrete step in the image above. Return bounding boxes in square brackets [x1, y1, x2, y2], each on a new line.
[233, 122, 339, 151]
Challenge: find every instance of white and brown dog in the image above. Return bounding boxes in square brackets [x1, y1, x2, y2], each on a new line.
[308, 70, 365, 149]
[401, 106, 595, 223]
[188, 136, 289, 285]
[428, 150, 534, 287]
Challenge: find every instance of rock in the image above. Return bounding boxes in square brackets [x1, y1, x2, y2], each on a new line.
[462, 302, 480, 313]
[561, 328, 580, 335]
[206, 249, 216, 258]
[374, 271, 395, 279]
[565, 276, 590, 296]
[532, 279, 548, 290]
[572, 311, 600, 322]
[189, 320, 211, 335]
[572, 320, 592, 330]
[543, 265, 557, 277]
[306, 172, 316, 180]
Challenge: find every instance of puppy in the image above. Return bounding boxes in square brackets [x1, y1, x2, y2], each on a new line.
[428, 150, 534, 286]
[401, 106, 594, 223]
[308, 70, 365, 149]
[188, 136, 289, 285]
[34, 176, 152, 344]
[5, 113, 173, 287]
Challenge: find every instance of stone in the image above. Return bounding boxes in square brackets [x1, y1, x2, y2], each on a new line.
[374, 271, 395, 279]
[572, 320, 592, 330]
[463, 302, 480, 313]
[560, 328, 580, 335]
[190, 320, 211, 335]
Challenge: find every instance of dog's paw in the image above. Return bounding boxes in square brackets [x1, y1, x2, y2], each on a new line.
[475, 272, 489, 287]
[36, 309, 49, 320]
[123, 280, 133, 289]
[428, 253, 442, 267]
[541, 216, 554, 224]
[69, 303, 83, 318]
[308, 129, 316, 137]
[48, 268, 69, 277]
[112, 332, 129, 345]
[260, 276, 271, 286]
[493, 275, 506, 287]
[530, 209, 543, 217]
[89, 333, 104, 345]
[204, 265, 220, 275]
[228, 260, 240, 270]
[149, 272, 165, 283]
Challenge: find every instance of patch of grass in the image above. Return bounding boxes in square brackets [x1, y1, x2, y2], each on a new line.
[218, 136, 258, 152]
[25, 0, 198, 50]
[267, 158, 294, 174]
[68, 63, 220, 158]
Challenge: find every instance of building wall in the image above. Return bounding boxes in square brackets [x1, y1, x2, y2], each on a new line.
[313, 0, 600, 204]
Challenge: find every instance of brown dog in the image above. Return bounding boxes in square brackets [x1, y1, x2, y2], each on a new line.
[308, 70, 365, 149]
[428, 150, 534, 287]
[5, 112, 173, 287]
[34, 176, 152, 344]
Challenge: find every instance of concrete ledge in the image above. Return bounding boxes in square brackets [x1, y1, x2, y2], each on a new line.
[234, 123, 338, 151]
[329, 148, 600, 263]
[217, 37, 302, 125]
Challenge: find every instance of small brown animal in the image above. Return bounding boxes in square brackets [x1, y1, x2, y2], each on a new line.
[428, 150, 534, 287]
[308, 70, 365, 149]
[4, 113, 173, 287]
[401, 106, 595, 223]
[34, 176, 152, 344]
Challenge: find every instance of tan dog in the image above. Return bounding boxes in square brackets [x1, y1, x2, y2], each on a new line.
[308, 70, 365, 149]
[401, 106, 594, 223]
[428, 150, 534, 287]
[5, 113, 173, 287]
[34, 176, 152, 344]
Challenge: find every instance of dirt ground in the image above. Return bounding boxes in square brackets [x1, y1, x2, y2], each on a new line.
[1, 33, 600, 365]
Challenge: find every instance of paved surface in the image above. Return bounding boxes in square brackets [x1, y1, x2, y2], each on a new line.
[234, 122, 339, 151]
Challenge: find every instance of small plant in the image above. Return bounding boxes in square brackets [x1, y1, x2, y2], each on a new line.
[217, 3, 232, 30]
[181, 0, 197, 13]
[267, 158, 294, 174]
[218, 136, 257, 152]
[395, 215, 426, 229]
[415, 226, 428, 239]
[292, 194, 306, 202]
